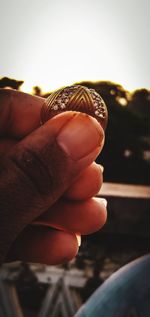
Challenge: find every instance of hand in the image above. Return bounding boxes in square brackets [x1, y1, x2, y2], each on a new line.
[0, 89, 107, 265]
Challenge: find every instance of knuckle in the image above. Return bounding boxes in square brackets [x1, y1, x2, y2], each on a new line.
[10, 140, 70, 200]
[11, 147, 54, 197]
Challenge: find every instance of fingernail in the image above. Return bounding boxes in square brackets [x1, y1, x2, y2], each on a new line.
[100, 198, 107, 207]
[99, 164, 104, 173]
[75, 234, 81, 247]
[57, 113, 103, 160]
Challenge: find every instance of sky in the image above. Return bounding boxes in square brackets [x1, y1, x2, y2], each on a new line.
[0, 0, 150, 93]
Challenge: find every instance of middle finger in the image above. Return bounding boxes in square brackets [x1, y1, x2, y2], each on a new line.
[64, 162, 103, 200]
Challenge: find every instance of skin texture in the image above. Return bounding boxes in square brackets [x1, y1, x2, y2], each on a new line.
[0, 89, 107, 265]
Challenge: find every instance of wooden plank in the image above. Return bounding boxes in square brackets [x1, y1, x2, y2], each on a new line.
[98, 183, 150, 199]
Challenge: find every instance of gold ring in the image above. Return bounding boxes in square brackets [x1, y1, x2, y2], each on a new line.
[40, 85, 108, 130]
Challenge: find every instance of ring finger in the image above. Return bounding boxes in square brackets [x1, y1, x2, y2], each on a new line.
[33, 197, 107, 235]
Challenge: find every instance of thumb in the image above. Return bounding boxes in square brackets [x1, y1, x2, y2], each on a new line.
[0, 111, 104, 262]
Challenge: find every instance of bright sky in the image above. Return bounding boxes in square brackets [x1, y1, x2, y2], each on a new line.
[0, 0, 150, 93]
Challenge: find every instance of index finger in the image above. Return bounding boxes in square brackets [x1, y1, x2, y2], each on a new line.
[0, 89, 44, 139]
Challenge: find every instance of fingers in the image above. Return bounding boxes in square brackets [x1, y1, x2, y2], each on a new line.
[64, 162, 103, 200]
[33, 197, 107, 235]
[0, 141, 103, 201]
[0, 112, 104, 263]
[6, 226, 78, 265]
[0, 89, 44, 138]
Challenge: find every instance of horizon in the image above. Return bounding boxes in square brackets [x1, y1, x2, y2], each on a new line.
[1, 76, 149, 95]
[20, 79, 150, 95]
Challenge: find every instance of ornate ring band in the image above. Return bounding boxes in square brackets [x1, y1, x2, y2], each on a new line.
[40, 85, 108, 130]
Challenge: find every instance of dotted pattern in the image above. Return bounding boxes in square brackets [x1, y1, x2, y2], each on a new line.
[41, 85, 108, 130]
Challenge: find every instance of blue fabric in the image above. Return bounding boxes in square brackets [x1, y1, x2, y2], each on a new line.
[75, 254, 150, 317]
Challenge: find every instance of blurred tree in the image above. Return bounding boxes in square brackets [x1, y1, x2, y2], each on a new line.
[1, 77, 149, 184]
[128, 89, 150, 118]
[76, 81, 150, 184]
[0, 77, 24, 90]
[32, 85, 42, 96]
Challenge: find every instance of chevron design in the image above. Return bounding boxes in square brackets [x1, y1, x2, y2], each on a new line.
[41, 85, 108, 130]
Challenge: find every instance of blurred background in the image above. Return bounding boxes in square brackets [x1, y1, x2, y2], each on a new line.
[0, 0, 150, 316]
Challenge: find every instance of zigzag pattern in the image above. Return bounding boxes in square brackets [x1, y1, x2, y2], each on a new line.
[41, 85, 108, 130]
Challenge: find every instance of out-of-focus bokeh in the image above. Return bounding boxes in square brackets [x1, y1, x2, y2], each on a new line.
[0, 0, 150, 315]
[0, 76, 149, 185]
[0, 75, 150, 317]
